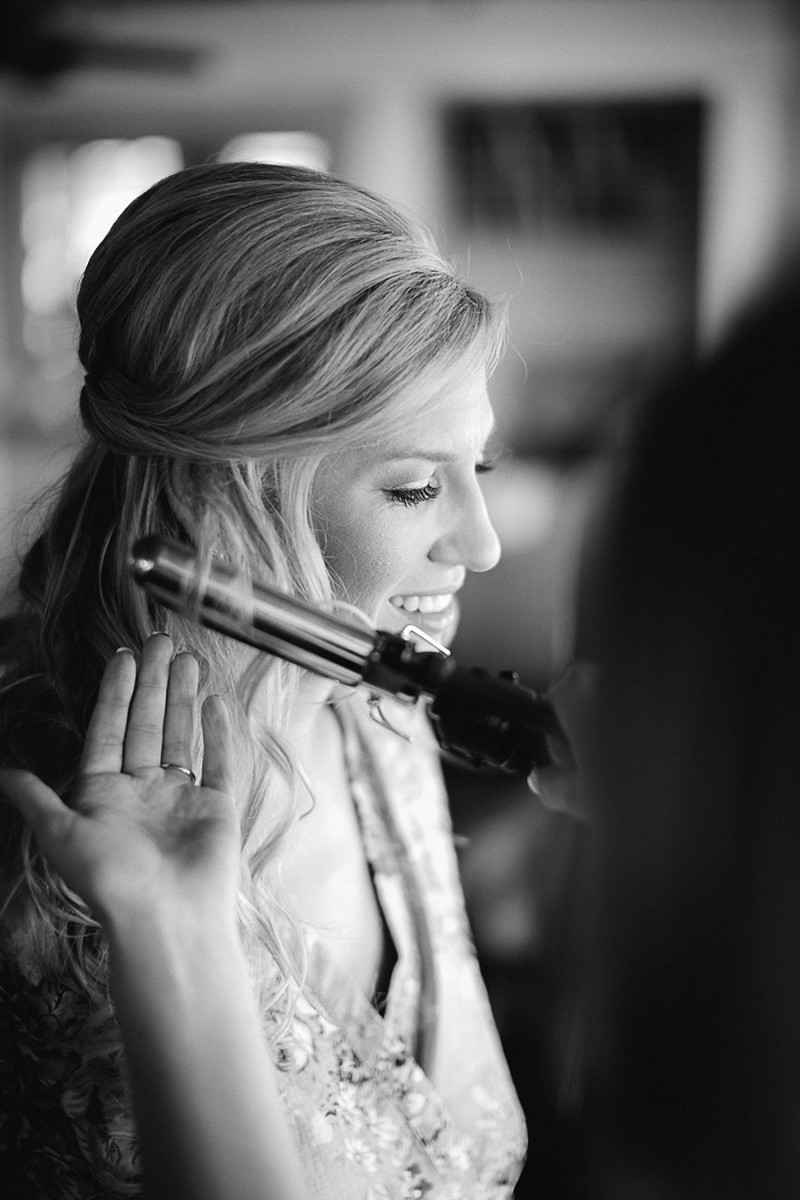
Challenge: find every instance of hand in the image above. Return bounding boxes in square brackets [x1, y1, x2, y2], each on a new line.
[528, 659, 597, 821]
[0, 634, 239, 934]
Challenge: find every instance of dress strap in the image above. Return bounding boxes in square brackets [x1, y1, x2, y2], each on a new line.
[330, 696, 440, 1071]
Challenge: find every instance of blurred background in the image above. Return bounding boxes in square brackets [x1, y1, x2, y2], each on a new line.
[1, 1, 799, 1194]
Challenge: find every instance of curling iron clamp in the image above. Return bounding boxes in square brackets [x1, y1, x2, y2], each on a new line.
[129, 535, 561, 775]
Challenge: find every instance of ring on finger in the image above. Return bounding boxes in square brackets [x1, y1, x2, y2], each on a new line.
[160, 762, 198, 784]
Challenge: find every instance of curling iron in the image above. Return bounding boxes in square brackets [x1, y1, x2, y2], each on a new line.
[129, 535, 561, 775]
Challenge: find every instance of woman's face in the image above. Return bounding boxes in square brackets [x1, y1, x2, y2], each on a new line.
[312, 363, 501, 646]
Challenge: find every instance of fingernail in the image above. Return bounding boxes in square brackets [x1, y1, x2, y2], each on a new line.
[115, 647, 134, 655]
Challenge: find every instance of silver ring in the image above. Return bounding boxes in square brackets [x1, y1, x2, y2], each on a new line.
[160, 762, 197, 784]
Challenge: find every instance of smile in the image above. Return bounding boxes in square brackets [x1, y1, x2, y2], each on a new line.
[389, 593, 454, 614]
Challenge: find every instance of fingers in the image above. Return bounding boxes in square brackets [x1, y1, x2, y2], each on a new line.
[160, 652, 200, 774]
[546, 659, 599, 750]
[81, 636, 205, 779]
[200, 695, 235, 798]
[80, 649, 138, 775]
[78, 636, 230, 789]
[526, 659, 599, 822]
[121, 635, 174, 774]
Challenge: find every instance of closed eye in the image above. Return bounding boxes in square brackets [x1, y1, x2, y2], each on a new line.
[385, 481, 442, 507]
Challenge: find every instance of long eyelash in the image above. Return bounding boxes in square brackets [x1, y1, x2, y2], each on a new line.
[476, 459, 497, 475]
[385, 482, 442, 507]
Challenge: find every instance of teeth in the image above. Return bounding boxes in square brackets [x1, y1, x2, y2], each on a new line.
[390, 595, 419, 612]
[390, 594, 451, 614]
[419, 594, 450, 613]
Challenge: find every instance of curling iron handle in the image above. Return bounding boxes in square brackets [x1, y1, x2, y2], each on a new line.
[361, 638, 560, 773]
[424, 659, 558, 775]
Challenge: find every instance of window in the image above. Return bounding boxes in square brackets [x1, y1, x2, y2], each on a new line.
[21, 136, 184, 390]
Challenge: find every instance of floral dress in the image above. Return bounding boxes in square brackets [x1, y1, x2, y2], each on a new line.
[0, 697, 527, 1198]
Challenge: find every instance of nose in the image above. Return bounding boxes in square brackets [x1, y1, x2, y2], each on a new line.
[429, 482, 501, 574]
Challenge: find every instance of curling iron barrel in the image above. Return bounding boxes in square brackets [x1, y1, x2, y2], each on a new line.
[130, 535, 560, 774]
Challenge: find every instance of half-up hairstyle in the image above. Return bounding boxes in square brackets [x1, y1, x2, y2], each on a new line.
[0, 160, 505, 1191]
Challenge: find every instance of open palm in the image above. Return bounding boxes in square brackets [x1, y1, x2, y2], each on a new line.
[0, 635, 240, 931]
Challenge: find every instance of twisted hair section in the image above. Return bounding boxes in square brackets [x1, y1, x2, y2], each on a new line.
[76, 163, 504, 462]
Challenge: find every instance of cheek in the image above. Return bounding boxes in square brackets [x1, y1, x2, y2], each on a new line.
[321, 516, 401, 609]
[346, 550, 398, 609]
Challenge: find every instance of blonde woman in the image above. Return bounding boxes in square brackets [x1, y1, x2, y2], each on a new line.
[0, 163, 526, 1198]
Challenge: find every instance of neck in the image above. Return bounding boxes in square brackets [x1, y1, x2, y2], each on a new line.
[290, 669, 361, 745]
[244, 649, 356, 761]
[289, 673, 334, 745]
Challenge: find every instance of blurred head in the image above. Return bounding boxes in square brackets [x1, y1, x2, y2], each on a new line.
[583, 264, 800, 1198]
[18, 161, 505, 742]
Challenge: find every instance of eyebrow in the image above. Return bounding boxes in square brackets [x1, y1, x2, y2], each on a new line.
[382, 449, 460, 464]
[382, 429, 501, 465]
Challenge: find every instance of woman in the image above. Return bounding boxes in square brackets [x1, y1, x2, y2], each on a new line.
[0, 163, 525, 1198]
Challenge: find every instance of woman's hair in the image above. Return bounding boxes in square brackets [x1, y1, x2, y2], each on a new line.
[583, 265, 800, 1199]
[0, 161, 505, 1185]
